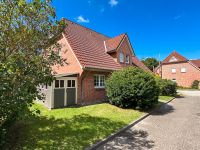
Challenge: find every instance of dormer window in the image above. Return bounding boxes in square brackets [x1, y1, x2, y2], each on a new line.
[126, 55, 130, 64]
[119, 51, 124, 63]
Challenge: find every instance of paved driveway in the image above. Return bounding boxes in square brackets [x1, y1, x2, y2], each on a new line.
[97, 95, 200, 150]
[178, 89, 200, 97]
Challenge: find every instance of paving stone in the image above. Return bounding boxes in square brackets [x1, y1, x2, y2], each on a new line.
[97, 95, 200, 150]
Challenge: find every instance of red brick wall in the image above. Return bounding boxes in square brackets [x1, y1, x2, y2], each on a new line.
[77, 71, 110, 104]
[161, 62, 200, 87]
[116, 37, 133, 67]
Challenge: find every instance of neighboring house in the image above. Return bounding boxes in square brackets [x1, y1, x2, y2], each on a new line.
[40, 18, 151, 109]
[155, 51, 200, 88]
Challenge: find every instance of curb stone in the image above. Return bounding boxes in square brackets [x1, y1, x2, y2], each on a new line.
[86, 97, 175, 150]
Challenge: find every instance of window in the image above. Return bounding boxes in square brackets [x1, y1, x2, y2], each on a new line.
[55, 80, 64, 88]
[181, 67, 186, 73]
[67, 80, 75, 88]
[94, 75, 105, 88]
[172, 78, 176, 82]
[119, 51, 124, 63]
[171, 68, 176, 73]
[169, 56, 178, 62]
[126, 55, 130, 64]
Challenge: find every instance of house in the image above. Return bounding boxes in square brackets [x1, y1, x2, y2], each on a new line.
[40, 18, 151, 109]
[155, 51, 200, 88]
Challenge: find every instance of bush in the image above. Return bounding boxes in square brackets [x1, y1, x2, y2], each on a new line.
[156, 77, 177, 96]
[105, 67, 159, 109]
[191, 80, 199, 89]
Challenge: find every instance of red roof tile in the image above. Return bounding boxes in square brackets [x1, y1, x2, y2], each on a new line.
[162, 51, 188, 64]
[190, 59, 200, 68]
[63, 19, 122, 71]
[105, 34, 126, 53]
[132, 56, 152, 72]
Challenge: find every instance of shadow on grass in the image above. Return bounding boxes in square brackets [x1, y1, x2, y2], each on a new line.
[101, 129, 154, 150]
[5, 114, 126, 150]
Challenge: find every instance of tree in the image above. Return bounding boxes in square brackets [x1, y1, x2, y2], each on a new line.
[142, 57, 159, 71]
[0, 0, 65, 145]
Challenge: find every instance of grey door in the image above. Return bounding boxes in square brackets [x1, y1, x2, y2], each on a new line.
[66, 80, 76, 106]
[54, 88, 65, 108]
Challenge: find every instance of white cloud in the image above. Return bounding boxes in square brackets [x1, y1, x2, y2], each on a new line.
[75, 16, 90, 23]
[109, 0, 118, 7]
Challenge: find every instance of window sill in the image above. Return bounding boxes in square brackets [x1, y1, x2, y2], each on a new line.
[94, 86, 105, 89]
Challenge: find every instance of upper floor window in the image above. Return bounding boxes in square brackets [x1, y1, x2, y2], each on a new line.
[126, 55, 130, 64]
[119, 51, 124, 63]
[171, 68, 176, 73]
[94, 75, 105, 88]
[181, 67, 186, 73]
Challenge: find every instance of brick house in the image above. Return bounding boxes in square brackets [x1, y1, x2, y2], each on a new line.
[155, 51, 200, 88]
[41, 18, 150, 109]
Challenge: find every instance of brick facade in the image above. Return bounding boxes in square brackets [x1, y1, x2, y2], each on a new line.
[77, 71, 110, 104]
[161, 62, 200, 87]
[155, 51, 200, 88]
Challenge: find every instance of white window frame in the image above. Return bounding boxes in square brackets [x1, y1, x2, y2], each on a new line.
[67, 80, 76, 88]
[94, 75, 105, 88]
[55, 80, 64, 89]
[181, 67, 186, 73]
[171, 68, 176, 73]
[126, 55, 130, 64]
[119, 51, 124, 63]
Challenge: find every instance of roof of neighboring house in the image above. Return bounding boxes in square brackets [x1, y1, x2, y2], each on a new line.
[63, 18, 122, 71]
[157, 51, 200, 71]
[132, 56, 151, 72]
[190, 59, 200, 68]
[105, 33, 126, 53]
[162, 51, 188, 64]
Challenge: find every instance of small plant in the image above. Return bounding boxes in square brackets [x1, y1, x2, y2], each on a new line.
[191, 80, 199, 89]
[105, 67, 159, 109]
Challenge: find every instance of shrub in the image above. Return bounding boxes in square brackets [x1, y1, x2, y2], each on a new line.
[191, 80, 199, 89]
[156, 77, 177, 96]
[105, 67, 159, 109]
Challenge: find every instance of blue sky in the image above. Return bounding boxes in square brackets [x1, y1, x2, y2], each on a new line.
[53, 0, 200, 60]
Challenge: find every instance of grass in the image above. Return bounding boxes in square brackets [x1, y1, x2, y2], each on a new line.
[6, 103, 144, 150]
[159, 96, 174, 102]
[5, 96, 174, 150]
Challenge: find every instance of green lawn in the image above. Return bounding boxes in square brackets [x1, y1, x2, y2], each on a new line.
[5, 96, 174, 150]
[7, 103, 144, 150]
[159, 96, 174, 102]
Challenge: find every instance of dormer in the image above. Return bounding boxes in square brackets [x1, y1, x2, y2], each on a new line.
[104, 33, 135, 65]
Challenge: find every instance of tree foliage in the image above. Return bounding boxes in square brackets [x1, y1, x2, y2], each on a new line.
[0, 0, 65, 145]
[191, 80, 199, 89]
[142, 57, 159, 71]
[105, 67, 159, 109]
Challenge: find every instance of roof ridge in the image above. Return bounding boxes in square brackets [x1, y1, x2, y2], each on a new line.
[62, 18, 111, 39]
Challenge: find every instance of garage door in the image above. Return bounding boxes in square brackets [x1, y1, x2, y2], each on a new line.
[66, 79, 76, 106]
[54, 80, 65, 108]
